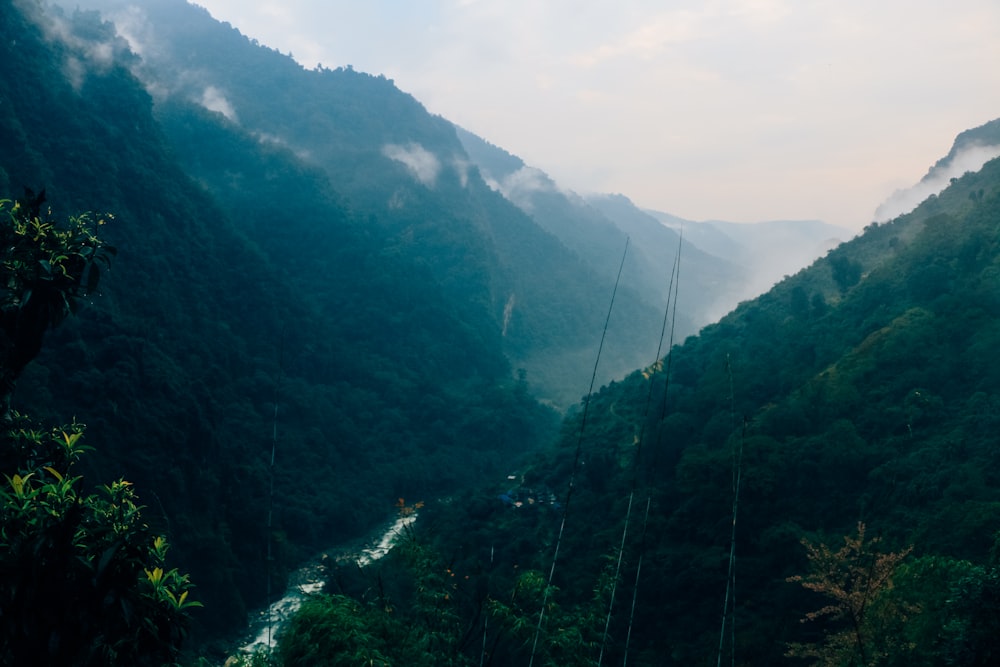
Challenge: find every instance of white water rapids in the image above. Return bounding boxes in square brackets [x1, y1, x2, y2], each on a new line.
[236, 513, 417, 657]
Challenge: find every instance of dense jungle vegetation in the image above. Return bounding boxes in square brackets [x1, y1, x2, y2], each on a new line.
[4, 0, 1000, 665]
[0, 0, 559, 650]
[267, 147, 1000, 665]
[82, 0, 680, 408]
[0, 195, 201, 665]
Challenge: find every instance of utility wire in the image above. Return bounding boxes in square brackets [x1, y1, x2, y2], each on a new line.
[528, 238, 630, 667]
[266, 337, 285, 664]
[481, 543, 495, 667]
[716, 356, 745, 667]
[622, 231, 683, 666]
[598, 233, 681, 666]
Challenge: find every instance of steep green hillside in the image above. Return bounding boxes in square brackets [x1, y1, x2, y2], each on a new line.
[455, 123, 849, 329]
[348, 145, 1000, 665]
[455, 127, 740, 328]
[0, 0, 557, 648]
[69, 0, 669, 408]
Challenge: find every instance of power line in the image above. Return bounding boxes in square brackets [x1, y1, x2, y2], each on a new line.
[265, 336, 285, 664]
[622, 231, 683, 666]
[598, 232, 682, 666]
[717, 355, 745, 667]
[528, 238, 630, 667]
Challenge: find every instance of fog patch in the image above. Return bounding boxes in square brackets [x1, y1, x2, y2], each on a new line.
[55, 3, 218, 110]
[255, 131, 311, 161]
[200, 85, 238, 122]
[16, 0, 124, 90]
[383, 143, 441, 187]
[452, 157, 471, 188]
[99, 5, 157, 59]
[486, 166, 556, 210]
[875, 143, 1000, 222]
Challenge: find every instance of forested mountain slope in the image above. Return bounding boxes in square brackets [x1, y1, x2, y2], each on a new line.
[0, 0, 557, 646]
[63, 0, 676, 407]
[455, 124, 851, 327]
[637, 205, 850, 313]
[876, 117, 1000, 223]
[396, 139, 1000, 665]
[454, 127, 744, 326]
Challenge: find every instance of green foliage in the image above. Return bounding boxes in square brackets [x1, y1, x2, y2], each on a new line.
[402, 154, 1000, 664]
[224, 648, 272, 667]
[277, 537, 473, 667]
[0, 183, 195, 663]
[0, 194, 115, 410]
[278, 595, 406, 667]
[0, 195, 115, 326]
[274, 529, 617, 667]
[931, 556, 1000, 667]
[485, 563, 615, 667]
[785, 522, 913, 666]
[785, 547, 1000, 667]
[829, 253, 862, 293]
[0, 413, 199, 666]
[6, 2, 1000, 664]
[0, 1, 561, 646]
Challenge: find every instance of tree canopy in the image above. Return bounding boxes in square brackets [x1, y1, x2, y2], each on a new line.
[0, 196, 197, 665]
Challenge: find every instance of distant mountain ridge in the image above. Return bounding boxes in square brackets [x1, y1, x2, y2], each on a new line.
[643, 208, 850, 307]
[875, 117, 1000, 222]
[418, 124, 1000, 665]
[68, 0, 857, 405]
[56, 0, 684, 408]
[455, 125, 849, 326]
[0, 0, 554, 642]
[14, 0, 1000, 660]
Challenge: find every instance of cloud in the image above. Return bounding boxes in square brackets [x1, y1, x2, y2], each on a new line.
[199, 85, 238, 121]
[485, 166, 556, 211]
[874, 143, 1000, 222]
[383, 143, 441, 187]
[570, 10, 710, 67]
[100, 5, 157, 58]
[451, 156, 471, 188]
[124, 0, 1000, 229]
[16, 0, 124, 90]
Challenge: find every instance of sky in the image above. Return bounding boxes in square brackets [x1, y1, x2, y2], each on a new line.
[188, 0, 1000, 231]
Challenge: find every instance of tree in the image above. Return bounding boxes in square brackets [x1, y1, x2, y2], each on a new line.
[0, 416, 200, 665]
[830, 255, 862, 293]
[0, 191, 115, 414]
[786, 522, 912, 666]
[0, 195, 197, 665]
[275, 536, 470, 667]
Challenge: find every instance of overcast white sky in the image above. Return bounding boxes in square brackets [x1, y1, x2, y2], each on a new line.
[190, 0, 1000, 230]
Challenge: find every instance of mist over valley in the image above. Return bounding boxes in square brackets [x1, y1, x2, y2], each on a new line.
[3, 1, 1000, 664]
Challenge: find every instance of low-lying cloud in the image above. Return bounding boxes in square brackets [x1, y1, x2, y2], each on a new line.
[17, 0, 123, 90]
[484, 166, 556, 210]
[875, 143, 1000, 222]
[200, 85, 238, 121]
[383, 143, 441, 187]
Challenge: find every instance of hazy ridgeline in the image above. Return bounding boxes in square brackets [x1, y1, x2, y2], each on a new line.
[2, 0, 1000, 664]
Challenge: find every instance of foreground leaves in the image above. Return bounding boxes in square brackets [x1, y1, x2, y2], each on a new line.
[0, 414, 199, 666]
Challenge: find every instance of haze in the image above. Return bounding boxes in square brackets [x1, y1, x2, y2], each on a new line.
[184, 1, 1000, 231]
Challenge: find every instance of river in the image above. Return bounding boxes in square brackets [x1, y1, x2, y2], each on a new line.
[235, 513, 418, 657]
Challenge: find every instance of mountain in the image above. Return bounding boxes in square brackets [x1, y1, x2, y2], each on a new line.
[456, 123, 852, 326]
[58, 0, 681, 409]
[397, 129, 1000, 664]
[456, 127, 749, 326]
[3, 0, 784, 652]
[875, 117, 1000, 222]
[641, 207, 851, 311]
[13, 0, 997, 663]
[0, 0, 559, 646]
